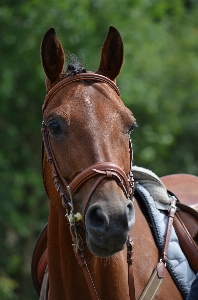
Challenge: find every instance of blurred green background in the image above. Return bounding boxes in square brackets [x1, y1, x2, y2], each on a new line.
[1, 0, 198, 299]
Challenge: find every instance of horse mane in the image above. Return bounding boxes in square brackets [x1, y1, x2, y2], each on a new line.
[61, 52, 87, 77]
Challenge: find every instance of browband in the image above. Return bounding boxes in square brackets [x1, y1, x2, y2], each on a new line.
[42, 73, 120, 112]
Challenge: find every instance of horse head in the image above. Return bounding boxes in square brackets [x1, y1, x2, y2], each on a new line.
[41, 26, 136, 258]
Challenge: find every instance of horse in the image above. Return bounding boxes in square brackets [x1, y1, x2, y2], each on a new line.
[32, 26, 198, 300]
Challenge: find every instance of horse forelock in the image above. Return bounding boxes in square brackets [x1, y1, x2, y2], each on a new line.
[64, 63, 87, 77]
[61, 53, 87, 77]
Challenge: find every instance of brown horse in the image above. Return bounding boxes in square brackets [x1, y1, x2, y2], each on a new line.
[37, 26, 190, 299]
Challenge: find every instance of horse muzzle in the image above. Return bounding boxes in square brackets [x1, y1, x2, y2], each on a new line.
[85, 198, 135, 257]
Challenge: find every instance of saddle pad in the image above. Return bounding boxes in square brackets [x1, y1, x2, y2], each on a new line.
[135, 183, 196, 298]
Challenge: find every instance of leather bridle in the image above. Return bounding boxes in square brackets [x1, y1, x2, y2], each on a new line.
[42, 73, 134, 220]
[40, 73, 182, 300]
[41, 72, 135, 300]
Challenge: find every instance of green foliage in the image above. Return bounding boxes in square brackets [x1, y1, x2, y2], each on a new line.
[0, 272, 18, 300]
[1, 0, 198, 299]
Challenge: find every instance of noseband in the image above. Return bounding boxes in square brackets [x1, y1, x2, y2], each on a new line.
[42, 73, 135, 223]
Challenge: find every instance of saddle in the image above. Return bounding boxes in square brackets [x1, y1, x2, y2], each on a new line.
[32, 173, 198, 297]
[32, 224, 48, 296]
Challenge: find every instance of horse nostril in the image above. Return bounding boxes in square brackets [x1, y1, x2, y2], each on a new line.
[85, 205, 109, 231]
[127, 202, 133, 216]
[127, 201, 135, 228]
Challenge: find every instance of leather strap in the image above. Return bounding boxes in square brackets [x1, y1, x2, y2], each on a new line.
[81, 175, 106, 224]
[127, 237, 135, 300]
[69, 226, 99, 300]
[42, 121, 134, 213]
[78, 164, 133, 222]
[139, 267, 163, 300]
[42, 73, 120, 113]
[174, 211, 198, 274]
[42, 122, 71, 209]
[69, 162, 132, 197]
[139, 197, 177, 300]
[161, 196, 177, 264]
[41, 72, 135, 300]
[77, 252, 100, 300]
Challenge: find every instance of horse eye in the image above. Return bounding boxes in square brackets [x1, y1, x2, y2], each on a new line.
[128, 122, 138, 134]
[48, 121, 61, 135]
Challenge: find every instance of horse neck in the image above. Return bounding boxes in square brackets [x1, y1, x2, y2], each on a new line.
[44, 155, 130, 300]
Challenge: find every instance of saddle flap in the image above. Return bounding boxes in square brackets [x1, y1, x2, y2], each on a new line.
[32, 224, 48, 295]
[173, 203, 198, 274]
[176, 202, 198, 240]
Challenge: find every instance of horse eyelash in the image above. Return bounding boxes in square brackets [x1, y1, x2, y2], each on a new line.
[128, 122, 138, 134]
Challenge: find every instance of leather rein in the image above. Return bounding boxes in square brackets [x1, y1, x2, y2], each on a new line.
[41, 73, 135, 300]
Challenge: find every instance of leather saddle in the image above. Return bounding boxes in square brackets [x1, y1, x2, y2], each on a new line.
[32, 224, 48, 296]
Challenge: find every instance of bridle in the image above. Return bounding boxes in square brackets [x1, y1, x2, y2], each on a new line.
[41, 72, 135, 300]
[42, 72, 135, 221]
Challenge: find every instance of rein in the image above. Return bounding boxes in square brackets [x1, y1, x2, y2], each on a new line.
[41, 72, 135, 299]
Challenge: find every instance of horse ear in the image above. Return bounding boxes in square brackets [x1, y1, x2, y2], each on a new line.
[41, 27, 65, 83]
[96, 26, 124, 81]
